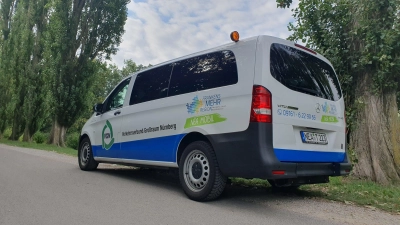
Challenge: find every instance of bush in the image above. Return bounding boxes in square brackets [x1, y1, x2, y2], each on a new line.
[33, 132, 47, 144]
[2, 128, 12, 139]
[66, 132, 80, 149]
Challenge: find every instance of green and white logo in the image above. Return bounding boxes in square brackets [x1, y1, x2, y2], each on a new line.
[184, 113, 227, 129]
[102, 120, 114, 150]
[321, 115, 339, 123]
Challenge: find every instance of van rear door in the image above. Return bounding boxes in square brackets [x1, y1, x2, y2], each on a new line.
[261, 40, 346, 163]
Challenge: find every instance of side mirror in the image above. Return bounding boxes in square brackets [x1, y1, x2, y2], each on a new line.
[93, 103, 103, 114]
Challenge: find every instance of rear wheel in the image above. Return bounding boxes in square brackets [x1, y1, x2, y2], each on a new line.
[78, 137, 98, 171]
[179, 141, 227, 201]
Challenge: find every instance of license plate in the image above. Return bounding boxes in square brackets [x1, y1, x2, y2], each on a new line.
[300, 131, 328, 145]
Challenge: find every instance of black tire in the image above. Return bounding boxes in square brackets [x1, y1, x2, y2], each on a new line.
[78, 137, 98, 171]
[179, 141, 227, 201]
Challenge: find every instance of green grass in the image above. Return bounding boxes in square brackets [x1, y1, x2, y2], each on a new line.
[302, 176, 400, 213]
[1, 138, 399, 213]
[0, 138, 77, 156]
[231, 176, 400, 213]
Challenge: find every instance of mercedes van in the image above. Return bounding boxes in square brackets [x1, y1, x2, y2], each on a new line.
[78, 32, 351, 201]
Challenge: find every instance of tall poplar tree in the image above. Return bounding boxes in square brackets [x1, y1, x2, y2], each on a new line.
[0, 0, 18, 136]
[4, 0, 32, 140]
[0, 0, 50, 141]
[21, 0, 50, 141]
[44, 0, 129, 146]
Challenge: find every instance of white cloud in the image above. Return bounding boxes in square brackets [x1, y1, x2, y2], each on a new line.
[111, 0, 298, 68]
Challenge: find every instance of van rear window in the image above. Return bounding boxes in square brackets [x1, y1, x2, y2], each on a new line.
[270, 43, 342, 101]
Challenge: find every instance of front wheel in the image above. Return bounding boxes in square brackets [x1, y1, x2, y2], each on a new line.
[179, 141, 227, 201]
[78, 137, 98, 171]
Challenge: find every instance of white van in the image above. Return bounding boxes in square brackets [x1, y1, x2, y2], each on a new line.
[79, 33, 351, 201]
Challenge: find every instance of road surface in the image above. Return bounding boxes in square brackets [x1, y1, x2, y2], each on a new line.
[0, 144, 399, 225]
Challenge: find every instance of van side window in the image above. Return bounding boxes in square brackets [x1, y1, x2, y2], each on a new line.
[130, 64, 172, 105]
[168, 50, 238, 97]
[105, 78, 131, 112]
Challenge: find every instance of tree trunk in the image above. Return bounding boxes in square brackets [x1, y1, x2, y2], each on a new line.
[48, 119, 67, 146]
[9, 109, 23, 140]
[22, 126, 32, 142]
[350, 75, 400, 184]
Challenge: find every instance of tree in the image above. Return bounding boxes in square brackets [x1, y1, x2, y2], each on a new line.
[43, 0, 130, 146]
[0, 0, 18, 137]
[4, 0, 33, 140]
[277, 0, 400, 184]
[120, 59, 151, 77]
[21, 0, 51, 142]
[0, 0, 50, 141]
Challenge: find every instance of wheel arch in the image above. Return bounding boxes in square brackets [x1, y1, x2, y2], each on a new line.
[79, 133, 90, 150]
[176, 132, 212, 164]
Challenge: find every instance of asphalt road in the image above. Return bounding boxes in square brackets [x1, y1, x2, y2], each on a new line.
[1, 144, 399, 225]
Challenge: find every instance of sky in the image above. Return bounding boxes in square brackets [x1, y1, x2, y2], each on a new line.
[111, 0, 299, 68]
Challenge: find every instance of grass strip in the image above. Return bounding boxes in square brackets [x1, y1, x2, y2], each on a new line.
[0, 138, 76, 156]
[231, 177, 400, 213]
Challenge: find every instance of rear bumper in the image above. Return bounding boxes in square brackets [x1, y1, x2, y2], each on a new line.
[206, 123, 351, 179]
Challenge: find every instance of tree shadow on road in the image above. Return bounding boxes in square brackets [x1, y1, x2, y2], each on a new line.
[93, 166, 325, 204]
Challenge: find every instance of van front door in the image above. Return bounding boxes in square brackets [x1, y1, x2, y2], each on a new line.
[91, 78, 131, 159]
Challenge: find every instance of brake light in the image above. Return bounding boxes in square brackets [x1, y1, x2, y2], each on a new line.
[295, 43, 317, 55]
[250, 85, 272, 123]
[272, 170, 285, 175]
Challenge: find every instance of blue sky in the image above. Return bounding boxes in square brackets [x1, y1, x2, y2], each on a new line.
[111, 0, 299, 68]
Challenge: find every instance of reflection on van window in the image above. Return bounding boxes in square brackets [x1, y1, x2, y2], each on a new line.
[106, 78, 131, 111]
[130, 64, 172, 105]
[270, 43, 342, 101]
[168, 50, 238, 97]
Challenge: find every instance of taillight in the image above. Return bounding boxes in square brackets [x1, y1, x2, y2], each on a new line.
[272, 170, 285, 175]
[250, 85, 272, 123]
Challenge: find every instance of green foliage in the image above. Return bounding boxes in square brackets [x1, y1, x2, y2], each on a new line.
[1, 0, 133, 145]
[121, 59, 152, 77]
[66, 132, 79, 150]
[302, 177, 400, 213]
[231, 176, 400, 213]
[2, 128, 12, 139]
[0, 0, 51, 140]
[0, 138, 76, 156]
[41, 0, 129, 144]
[276, 0, 292, 9]
[32, 132, 47, 144]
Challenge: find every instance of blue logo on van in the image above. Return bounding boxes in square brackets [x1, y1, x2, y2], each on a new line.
[186, 94, 224, 114]
[186, 96, 203, 114]
[321, 102, 337, 115]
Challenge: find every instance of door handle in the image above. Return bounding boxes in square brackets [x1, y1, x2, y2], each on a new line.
[114, 111, 121, 116]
